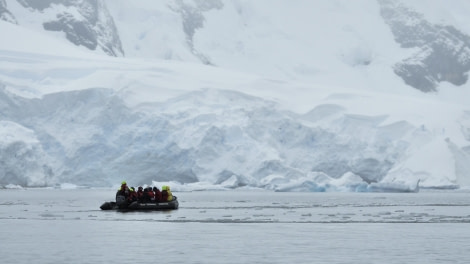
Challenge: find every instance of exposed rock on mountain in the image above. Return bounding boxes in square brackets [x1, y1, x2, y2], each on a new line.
[0, 0, 16, 23]
[17, 0, 123, 56]
[169, 0, 224, 64]
[379, 0, 470, 92]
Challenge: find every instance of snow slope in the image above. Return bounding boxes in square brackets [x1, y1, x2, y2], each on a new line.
[0, 0, 469, 191]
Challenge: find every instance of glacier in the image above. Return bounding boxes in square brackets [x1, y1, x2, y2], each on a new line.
[0, 0, 470, 191]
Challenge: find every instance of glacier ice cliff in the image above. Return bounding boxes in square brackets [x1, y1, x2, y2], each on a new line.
[1, 83, 468, 190]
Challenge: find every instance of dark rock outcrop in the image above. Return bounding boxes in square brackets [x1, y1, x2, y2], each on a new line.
[17, 0, 124, 56]
[0, 0, 17, 23]
[379, 0, 470, 92]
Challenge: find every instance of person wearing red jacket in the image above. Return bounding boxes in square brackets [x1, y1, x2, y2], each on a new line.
[153, 187, 162, 202]
[136, 186, 144, 202]
[127, 187, 138, 203]
[147, 187, 155, 202]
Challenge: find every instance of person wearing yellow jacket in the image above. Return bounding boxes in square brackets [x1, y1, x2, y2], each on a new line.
[161, 185, 173, 201]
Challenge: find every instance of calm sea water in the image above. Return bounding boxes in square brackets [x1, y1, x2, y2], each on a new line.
[1, 189, 469, 264]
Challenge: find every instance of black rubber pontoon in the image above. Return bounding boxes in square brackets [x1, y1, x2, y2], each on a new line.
[100, 196, 179, 211]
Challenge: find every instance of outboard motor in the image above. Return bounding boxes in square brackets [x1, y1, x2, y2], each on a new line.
[116, 195, 127, 209]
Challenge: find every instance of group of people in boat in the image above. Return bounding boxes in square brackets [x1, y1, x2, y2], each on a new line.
[116, 181, 173, 204]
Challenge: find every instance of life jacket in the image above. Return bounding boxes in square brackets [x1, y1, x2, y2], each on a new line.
[161, 190, 168, 202]
[141, 188, 150, 203]
[166, 189, 173, 201]
[154, 189, 162, 202]
[148, 190, 155, 201]
[116, 185, 129, 198]
[161, 186, 173, 201]
[128, 189, 138, 202]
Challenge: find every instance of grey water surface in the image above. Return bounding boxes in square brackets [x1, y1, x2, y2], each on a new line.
[1, 189, 469, 264]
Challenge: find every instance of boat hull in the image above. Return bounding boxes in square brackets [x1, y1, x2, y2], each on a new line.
[100, 197, 179, 211]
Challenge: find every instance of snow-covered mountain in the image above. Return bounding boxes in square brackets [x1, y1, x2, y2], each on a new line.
[0, 0, 470, 191]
